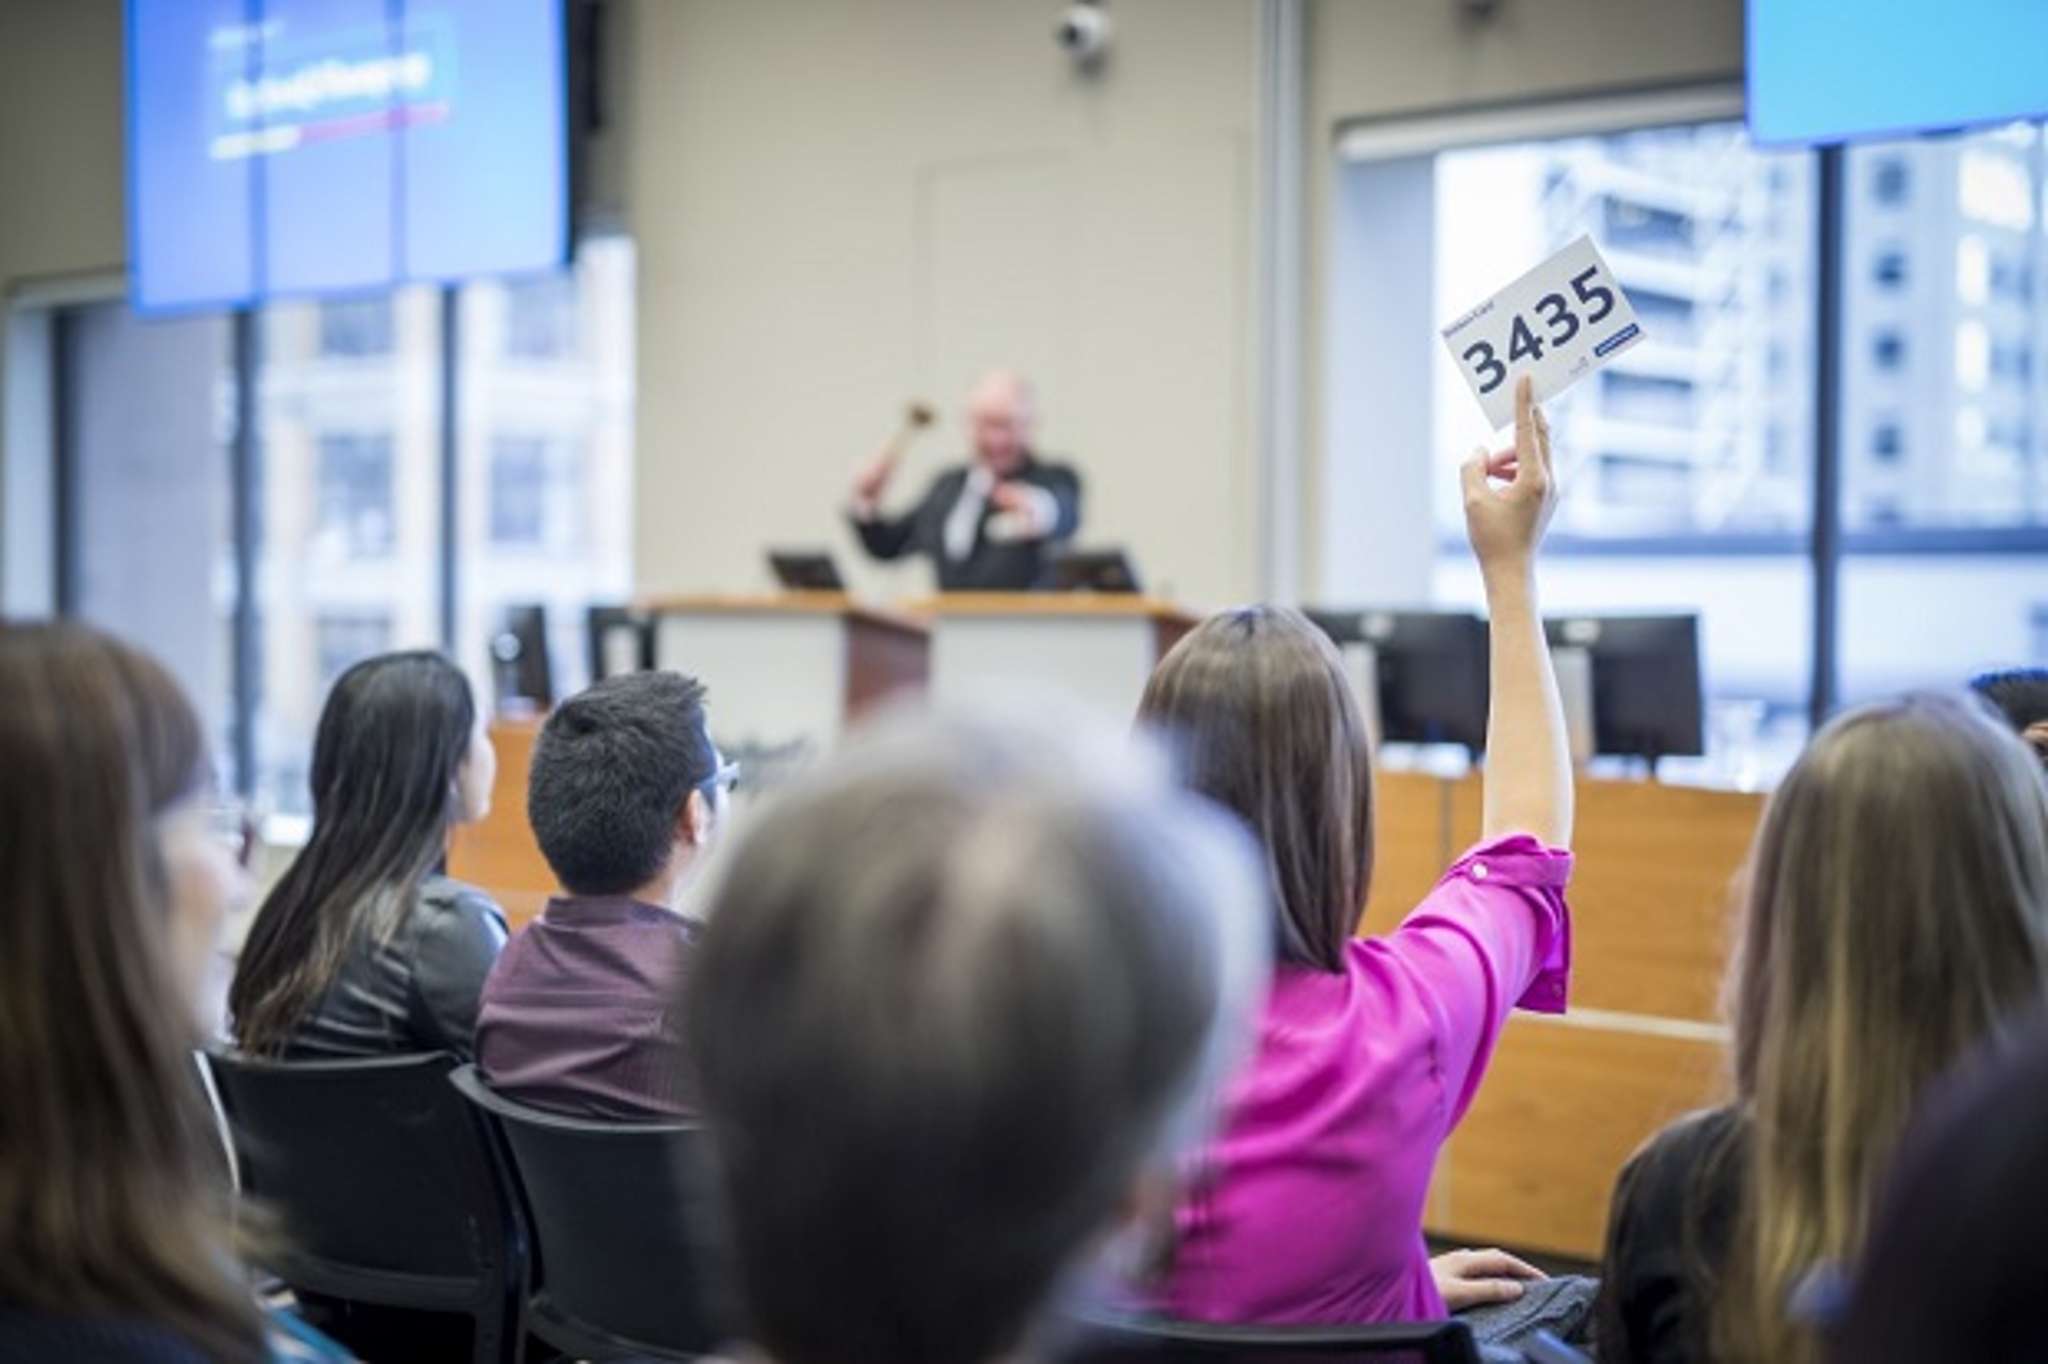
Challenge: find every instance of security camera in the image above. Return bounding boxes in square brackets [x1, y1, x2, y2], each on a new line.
[1056, 3, 1111, 66]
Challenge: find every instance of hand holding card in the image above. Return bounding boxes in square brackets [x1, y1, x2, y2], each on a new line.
[1440, 235, 1644, 430]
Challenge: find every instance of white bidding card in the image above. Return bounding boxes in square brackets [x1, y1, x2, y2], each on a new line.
[1440, 234, 1645, 430]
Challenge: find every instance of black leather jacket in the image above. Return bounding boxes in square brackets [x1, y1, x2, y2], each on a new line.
[281, 876, 508, 1061]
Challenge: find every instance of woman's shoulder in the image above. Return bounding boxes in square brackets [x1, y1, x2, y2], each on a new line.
[415, 875, 505, 926]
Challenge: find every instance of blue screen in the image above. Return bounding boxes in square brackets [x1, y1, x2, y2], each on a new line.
[127, 0, 567, 312]
[1749, 0, 2048, 146]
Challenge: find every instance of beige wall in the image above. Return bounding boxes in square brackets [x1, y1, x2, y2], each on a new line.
[0, 0, 125, 608]
[623, 0, 1262, 608]
[0, 0, 125, 288]
[1300, 0, 1745, 594]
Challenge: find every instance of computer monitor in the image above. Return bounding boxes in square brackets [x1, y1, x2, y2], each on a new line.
[767, 550, 846, 592]
[1304, 609, 1490, 754]
[585, 605, 651, 682]
[1049, 549, 1142, 594]
[491, 603, 554, 711]
[1544, 613, 1704, 764]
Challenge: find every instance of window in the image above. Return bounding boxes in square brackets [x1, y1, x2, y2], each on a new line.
[1839, 120, 2048, 704]
[1871, 331, 1907, 369]
[1329, 112, 1821, 780]
[1871, 422, 1904, 462]
[256, 288, 442, 813]
[314, 612, 394, 687]
[1871, 157, 1911, 205]
[457, 237, 636, 699]
[55, 301, 238, 788]
[1872, 249, 1907, 288]
[318, 297, 395, 358]
[315, 434, 395, 558]
[502, 273, 579, 360]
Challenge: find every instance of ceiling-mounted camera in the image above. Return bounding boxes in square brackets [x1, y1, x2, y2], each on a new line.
[1056, 2, 1111, 68]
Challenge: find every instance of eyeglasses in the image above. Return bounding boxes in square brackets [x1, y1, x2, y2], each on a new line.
[700, 759, 742, 800]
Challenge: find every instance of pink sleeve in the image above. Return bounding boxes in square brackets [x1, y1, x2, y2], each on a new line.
[1376, 834, 1572, 1128]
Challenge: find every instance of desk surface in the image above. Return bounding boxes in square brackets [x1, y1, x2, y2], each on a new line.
[635, 592, 929, 637]
[905, 592, 1200, 626]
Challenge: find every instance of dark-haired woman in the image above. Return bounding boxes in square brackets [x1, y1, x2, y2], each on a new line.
[1132, 377, 1575, 1325]
[230, 651, 505, 1060]
[0, 623, 349, 1362]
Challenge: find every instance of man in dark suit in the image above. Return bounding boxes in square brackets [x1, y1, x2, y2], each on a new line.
[847, 370, 1082, 591]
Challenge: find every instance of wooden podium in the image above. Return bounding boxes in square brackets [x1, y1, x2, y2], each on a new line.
[641, 593, 930, 754]
[912, 593, 1200, 722]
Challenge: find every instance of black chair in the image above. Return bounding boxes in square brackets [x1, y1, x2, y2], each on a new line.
[1057, 1313, 1485, 1364]
[449, 1065, 730, 1361]
[204, 1050, 529, 1364]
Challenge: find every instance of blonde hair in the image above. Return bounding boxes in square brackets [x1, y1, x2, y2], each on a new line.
[1720, 691, 2048, 1364]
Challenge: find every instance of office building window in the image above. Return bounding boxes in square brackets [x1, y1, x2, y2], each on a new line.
[314, 434, 395, 558]
[1871, 157, 1911, 205]
[318, 297, 395, 358]
[457, 237, 636, 699]
[314, 611, 394, 687]
[1871, 331, 1907, 369]
[1872, 249, 1908, 288]
[1871, 422, 1904, 462]
[502, 273, 579, 360]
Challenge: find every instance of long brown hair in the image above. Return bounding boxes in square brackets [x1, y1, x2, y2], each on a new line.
[0, 623, 265, 1361]
[1137, 607, 1374, 972]
[231, 650, 476, 1054]
[1719, 691, 2048, 1364]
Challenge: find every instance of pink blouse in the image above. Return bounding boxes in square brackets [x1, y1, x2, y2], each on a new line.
[1147, 834, 1573, 1325]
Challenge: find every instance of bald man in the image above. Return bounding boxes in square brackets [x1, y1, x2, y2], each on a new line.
[848, 371, 1083, 591]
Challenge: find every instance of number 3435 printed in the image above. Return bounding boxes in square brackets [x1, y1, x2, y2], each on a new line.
[1440, 234, 1645, 431]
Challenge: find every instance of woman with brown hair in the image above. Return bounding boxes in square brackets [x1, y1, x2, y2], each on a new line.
[1596, 690, 2048, 1364]
[0, 623, 348, 1362]
[1131, 377, 1575, 1325]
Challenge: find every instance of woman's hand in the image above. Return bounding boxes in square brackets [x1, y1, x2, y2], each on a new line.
[1460, 374, 1559, 579]
[1431, 1246, 1547, 1311]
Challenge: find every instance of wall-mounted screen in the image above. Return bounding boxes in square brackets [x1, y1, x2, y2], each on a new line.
[1748, 0, 2048, 146]
[128, 0, 568, 312]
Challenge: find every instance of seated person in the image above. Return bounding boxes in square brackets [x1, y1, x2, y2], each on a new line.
[476, 671, 730, 1120]
[1127, 377, 1572, 1324]
[684, 706, 1268, 1364]
[0, 623, 348, 1363]
[1596, 690, 2048, 1364]
[1828, 1010, 2048, 1362]
[1970, 666, 2048, 763]
[229, 651, 505, 1059]
[848, 369, 1082, 591]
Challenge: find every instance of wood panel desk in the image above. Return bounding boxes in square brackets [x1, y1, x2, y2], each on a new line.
[448, 716, 552, 933]
[911, 593, 1198, 721]
[1359, 772, 1762, 1257]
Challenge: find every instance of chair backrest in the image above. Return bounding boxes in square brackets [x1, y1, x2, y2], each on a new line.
[1056, 1313, 1485, 1364]
[204, 1049, 527, 1304]
[449, 1065, 728, 1355]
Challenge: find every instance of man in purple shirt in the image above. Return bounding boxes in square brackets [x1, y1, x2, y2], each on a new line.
[476, 670, 734, 1120]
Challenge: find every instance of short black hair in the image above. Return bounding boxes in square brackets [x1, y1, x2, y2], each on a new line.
[528, 671, 715, 896]
[1971, 668, 2048, 754]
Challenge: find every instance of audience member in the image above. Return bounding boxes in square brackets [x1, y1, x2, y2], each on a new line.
[1129, 376, 1574, 1325]
[1826, 1011, 2048, 1363]
[229, 651, 505, 1059]
[476, 671, 732, 1119]
[1596, 690, 2048, 1364]
[1970, 666, 2048, 764]
[685, 707, 1268, 1364]
[0, 623, 347, 1363]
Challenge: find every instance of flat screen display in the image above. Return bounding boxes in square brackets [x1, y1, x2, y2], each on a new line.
[1748, 0, 2048, 146]
[128, 0, 567, 312]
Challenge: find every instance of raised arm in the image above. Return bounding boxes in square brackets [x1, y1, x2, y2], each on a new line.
[1460, 375, 1572, 846]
